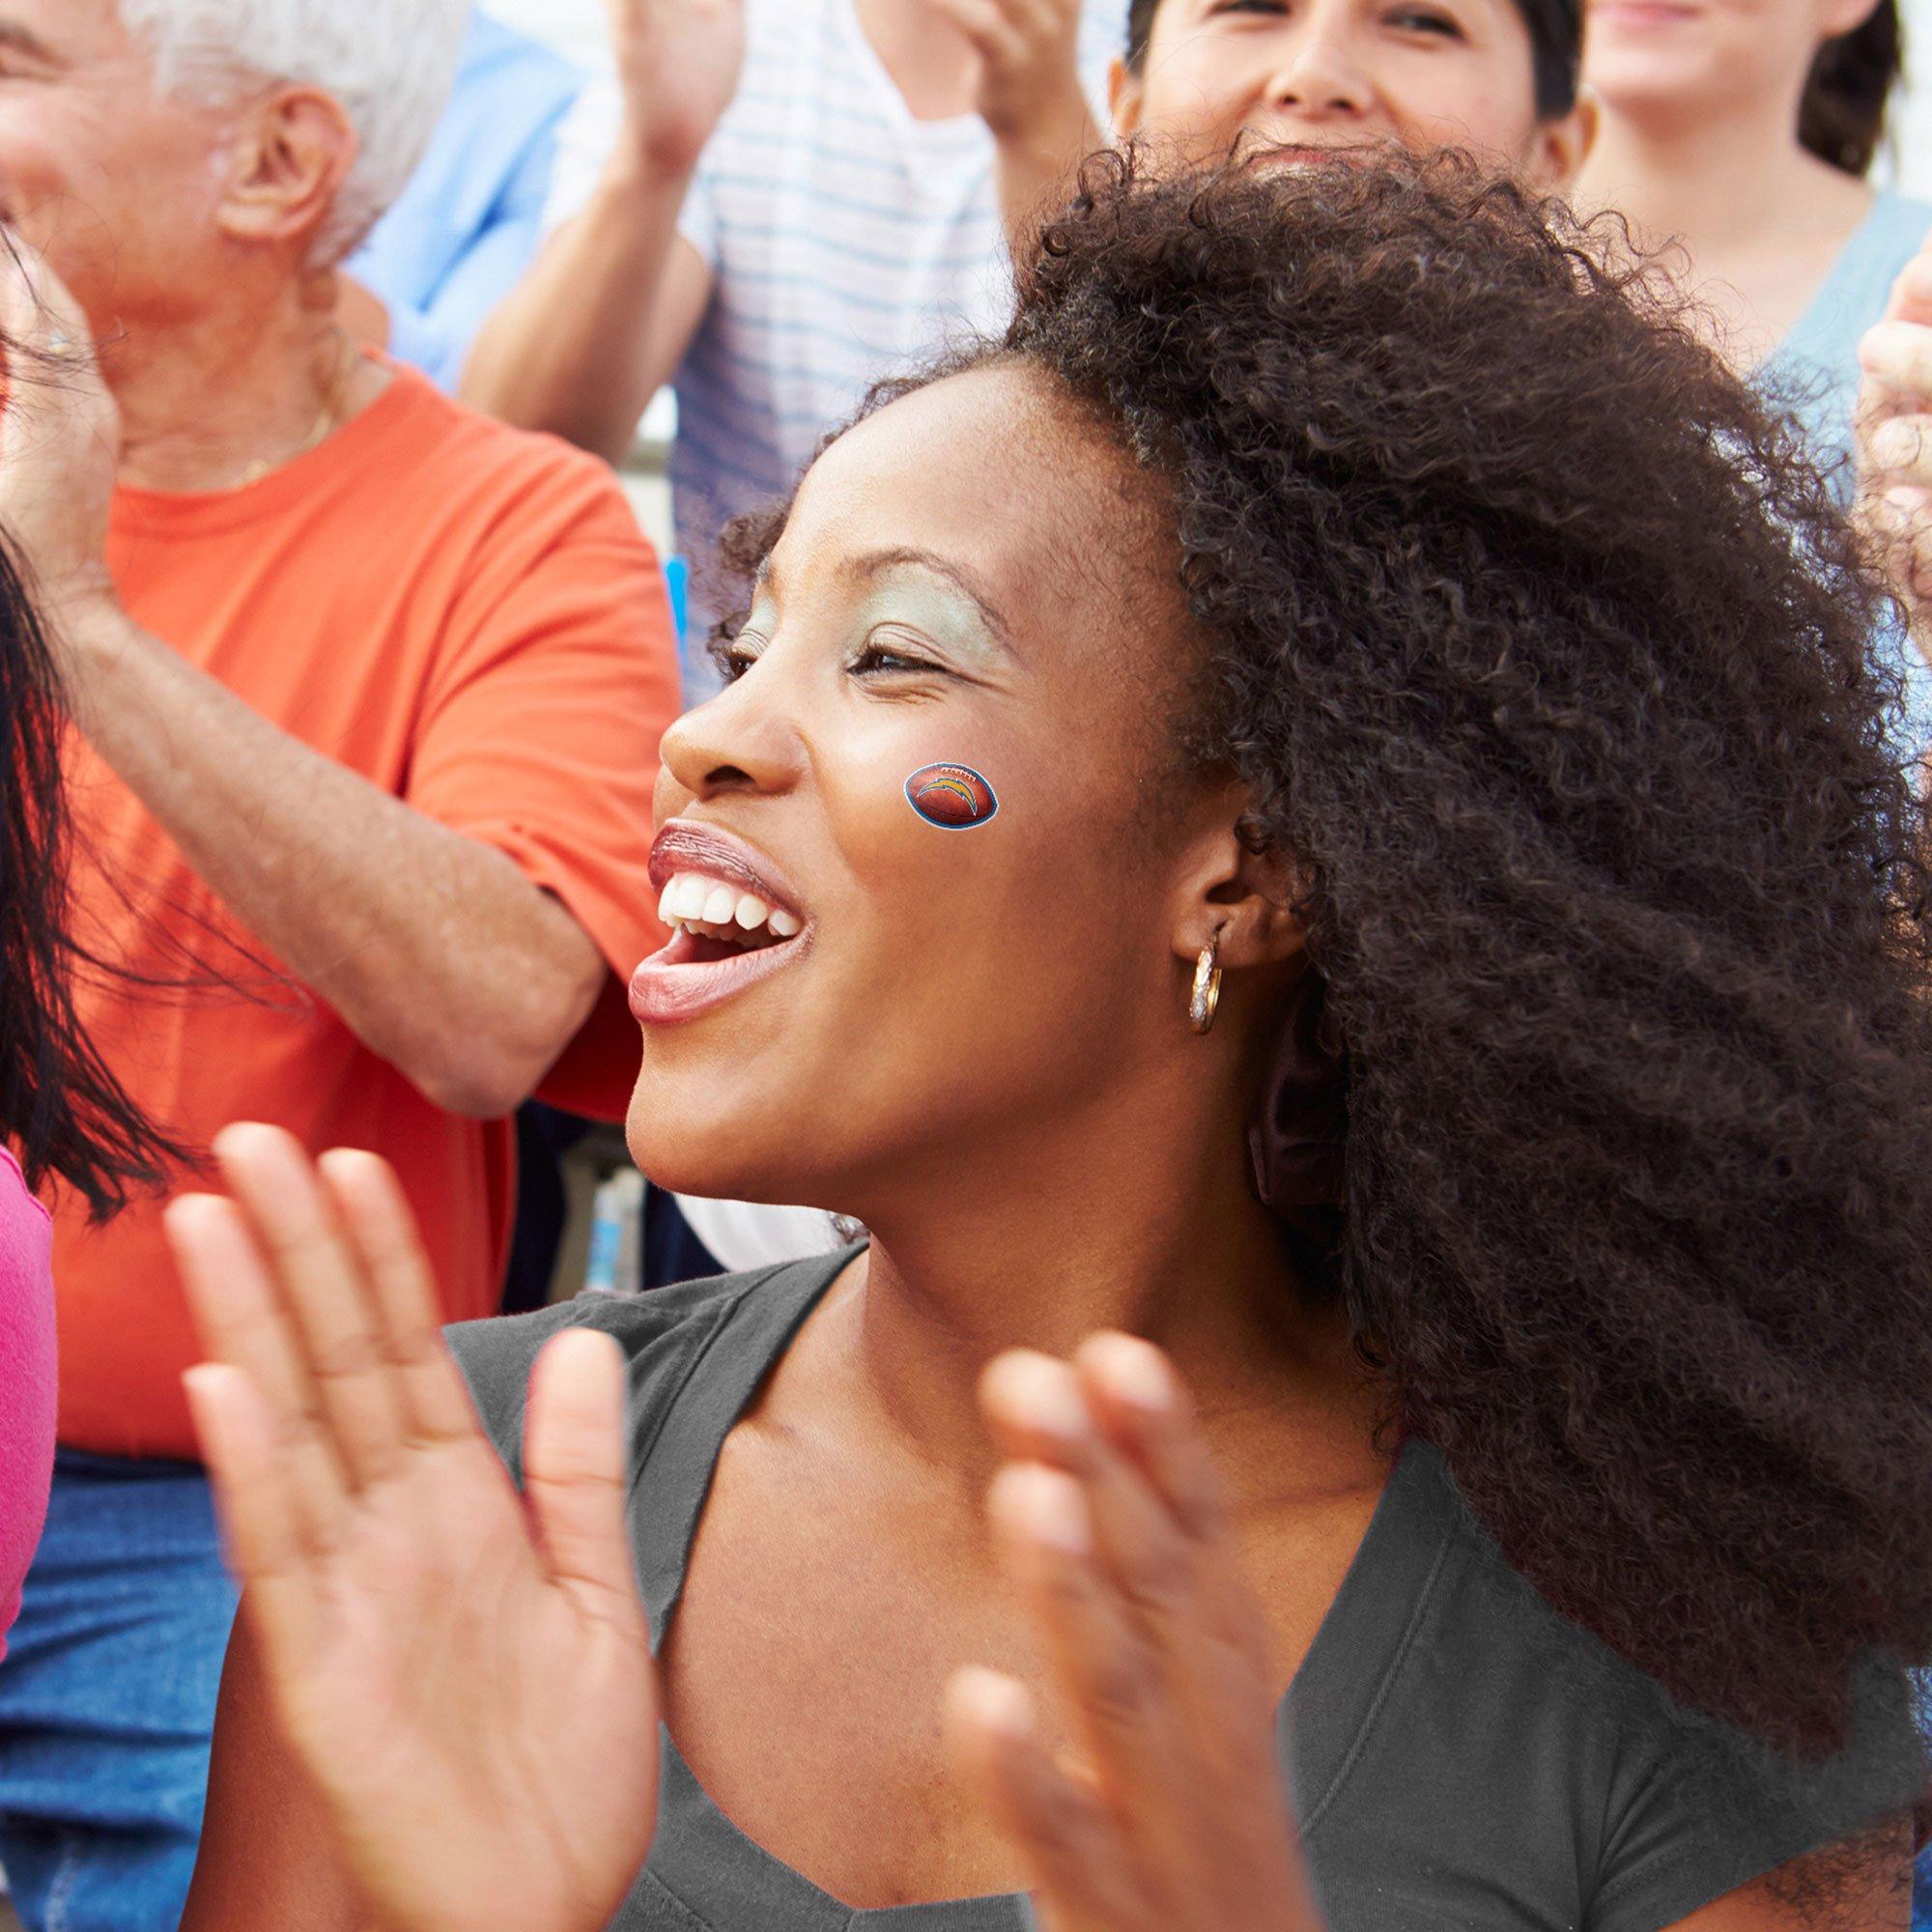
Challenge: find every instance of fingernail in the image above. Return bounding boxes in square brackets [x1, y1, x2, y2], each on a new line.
[999, 1463, 1092, 1554]
[1002, 1353, 1090, 1441]
[1094, 1335, 1175, 1414]
[952, 1666, 1034, 1740]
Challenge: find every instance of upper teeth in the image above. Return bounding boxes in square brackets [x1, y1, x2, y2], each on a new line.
[657, 870, 802, 940]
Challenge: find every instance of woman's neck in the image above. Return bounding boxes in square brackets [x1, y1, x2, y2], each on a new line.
[1578, 90, 1870, 248]
[1577, 97, 1873, 361]
[801, 1066, 1376, 1494]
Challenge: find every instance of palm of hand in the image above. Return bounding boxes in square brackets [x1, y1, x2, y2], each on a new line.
[278, 1434, 659, 1932]
[609, 0, 748, 171]
[0, 239, 121, 627]
[171, 1129, 662, 1932]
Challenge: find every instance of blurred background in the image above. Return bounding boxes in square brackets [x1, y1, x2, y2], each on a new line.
[490, 0, 1932, 192]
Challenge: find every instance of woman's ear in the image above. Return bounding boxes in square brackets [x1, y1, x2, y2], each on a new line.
[1170, 794, 1309, 975]
[1525, 92, 1597, 193]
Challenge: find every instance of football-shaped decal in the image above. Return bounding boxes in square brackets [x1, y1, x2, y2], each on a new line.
[905, 762, 999, 830]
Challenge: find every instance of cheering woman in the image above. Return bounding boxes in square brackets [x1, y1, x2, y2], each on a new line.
[173, 155, 1932, 1932]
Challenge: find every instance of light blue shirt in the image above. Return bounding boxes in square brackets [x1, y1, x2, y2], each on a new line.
[1766, 186, 1932, 484]
[348, 12, 582, 393]
[1762, 187, 1932, 754]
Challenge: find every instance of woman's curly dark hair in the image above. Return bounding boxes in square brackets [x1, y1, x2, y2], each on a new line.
[717, 151, 1932, 1762]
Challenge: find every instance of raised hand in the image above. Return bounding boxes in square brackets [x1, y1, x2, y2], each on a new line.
[947, 1337, 1326, 1932]
[929, 0, 1091, 148]
[168, 1125, 659, 1932]
[1857, 242, 1932, 654]
[0, 232, 121, 645]
[928, 0, 1098, 249]
[606, 0, 748, 176]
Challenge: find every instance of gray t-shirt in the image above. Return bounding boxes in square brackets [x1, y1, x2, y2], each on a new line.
[449, 1250, 1924, 1932]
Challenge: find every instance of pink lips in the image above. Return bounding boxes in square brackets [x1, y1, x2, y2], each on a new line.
[630, 819, 810, 1028]
[646, 819, 803, 915]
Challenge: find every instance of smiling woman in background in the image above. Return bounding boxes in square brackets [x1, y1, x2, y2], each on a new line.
[1112, 0, 1591, 188]
[1578, 0, 1922, 475]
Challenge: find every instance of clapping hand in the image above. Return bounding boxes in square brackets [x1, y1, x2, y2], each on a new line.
[1857, 241, 1932, 654]
[172, 1131, 1324, 1932]
[607, 0, 748, 177]
[0, 232, 121, 654]
[948, 1338, 1325, 1932]
[929, 0, 1092, 149]
[168, 1126, 660, 1932]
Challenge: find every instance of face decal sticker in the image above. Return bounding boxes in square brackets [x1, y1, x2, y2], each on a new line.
[905, 762, 999, 830]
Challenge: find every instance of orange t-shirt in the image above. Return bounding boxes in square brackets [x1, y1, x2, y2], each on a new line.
[55, 360, 679, 1460]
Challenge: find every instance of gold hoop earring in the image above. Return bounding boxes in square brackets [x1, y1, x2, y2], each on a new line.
[1189, 929, 1224, 1036]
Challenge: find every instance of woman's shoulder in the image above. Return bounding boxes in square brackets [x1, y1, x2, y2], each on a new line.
[1322, 1447, 1924, 1932]
[446, 1250, 852, 1481]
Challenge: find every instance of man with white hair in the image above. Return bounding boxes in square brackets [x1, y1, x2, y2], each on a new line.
[0, 5, 680, 1925]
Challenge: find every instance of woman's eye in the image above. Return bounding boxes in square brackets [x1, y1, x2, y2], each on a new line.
[1388, 6, 1463, 32]
[713, 639, 763, 685]
[851, 633, 943, 678]
[1216, 0, 1289, 15]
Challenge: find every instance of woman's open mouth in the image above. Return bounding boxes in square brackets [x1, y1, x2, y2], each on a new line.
[629, 825, 811, 1026]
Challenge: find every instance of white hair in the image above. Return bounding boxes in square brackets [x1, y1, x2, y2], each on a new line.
[117, 0, 471, 263]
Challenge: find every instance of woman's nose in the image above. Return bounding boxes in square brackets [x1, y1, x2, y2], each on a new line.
[1268, 29, 1373, 118]
[657, 669, 805, 804]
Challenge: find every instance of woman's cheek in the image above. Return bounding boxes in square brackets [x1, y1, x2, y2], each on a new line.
[815, 729, 1023, 915]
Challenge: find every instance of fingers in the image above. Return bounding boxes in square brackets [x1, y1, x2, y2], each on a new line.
[182, 1363, 321, 1683]
[945, 1667, 1144, 1932]
[1860, 319, 1932, 416]
[213, 1124, 412, 1493]
[981, 1347, 1234, 1628]
[166, 1189, 351, 1549]
[1073, 1334, 1229, 1542]
[524, 1329, 649, 1634]
[985, 1460, 1185, 1848]
[923, 0, 1020, 59]
[1883, 243, 1932, 329]
[979, 1345, 1277, 1827]
[1865, 413, 1932, 488]
[0, 227, 91, 364]
[316, 1149, 484, 1447]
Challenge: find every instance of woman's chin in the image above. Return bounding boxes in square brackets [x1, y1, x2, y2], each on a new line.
[624, 1091, 807, 1208]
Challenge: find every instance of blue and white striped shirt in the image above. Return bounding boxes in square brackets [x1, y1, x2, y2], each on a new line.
[548, 0, 1121, 687]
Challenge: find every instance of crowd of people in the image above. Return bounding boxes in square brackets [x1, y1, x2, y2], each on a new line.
[0, 1, 1929, 1929]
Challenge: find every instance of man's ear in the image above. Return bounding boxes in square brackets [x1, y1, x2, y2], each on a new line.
[1525, 91, 1597, 193]
[215, 85, 357, 255]
[1170, 794, 1309, 976]
[1110, 56, 1144, 139]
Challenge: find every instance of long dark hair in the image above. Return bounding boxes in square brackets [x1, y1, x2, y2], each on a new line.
[722, 152, 1932, 1764]
[0, 531, 181, 1218]
[1801, 0, 1903, 175]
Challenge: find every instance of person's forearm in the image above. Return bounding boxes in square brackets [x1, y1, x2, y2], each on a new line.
[460, 150, 696, 463]
[65, 601, 606, 1119]
[995, 105, 1102, 263]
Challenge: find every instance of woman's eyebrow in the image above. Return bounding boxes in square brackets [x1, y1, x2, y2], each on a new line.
[844, 547, 1017, 654]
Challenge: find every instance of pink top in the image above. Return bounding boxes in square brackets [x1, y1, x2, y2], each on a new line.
[0, 1147, 54, 1660]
